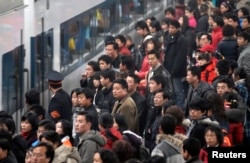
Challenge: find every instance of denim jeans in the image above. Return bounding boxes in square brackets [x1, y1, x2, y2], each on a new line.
[172, 77, 185, 110]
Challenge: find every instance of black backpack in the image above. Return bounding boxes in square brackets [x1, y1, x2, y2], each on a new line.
[136, 145, 151, 161]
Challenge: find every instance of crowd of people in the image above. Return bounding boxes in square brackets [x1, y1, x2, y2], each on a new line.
[1, 0, 250, 163]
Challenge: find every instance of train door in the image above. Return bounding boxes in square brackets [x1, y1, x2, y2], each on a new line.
[30, 28, 53, 106]
[2, 45, 25, 115]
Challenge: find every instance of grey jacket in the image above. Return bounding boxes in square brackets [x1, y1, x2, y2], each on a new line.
[238, 43, 250, 75]
[151, 134, 186, 163]
[77, 131, 106, 163]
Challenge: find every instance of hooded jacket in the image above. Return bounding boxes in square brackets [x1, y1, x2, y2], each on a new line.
[77, 130, 106, 163]
[52, 145, 81, 163]
[151, 133, 187, 163]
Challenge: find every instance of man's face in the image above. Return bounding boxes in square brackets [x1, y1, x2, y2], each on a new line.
[186, 71, 196, 84]
[112, 83, 127, 100]
[136, 28, 145, 36]
[85, 65, 94, 78]
[237, 36, 248, 47]
[105, 44, 117, 59]
[75, 115, 90, 134]
[148, 53, 159, 68]
[242, 18, 250, 29]
[149, 80, 161, 93]
[77, 94, 91, 108]
[189, 109, 203, 120]
[126, 76, 137, 93]
[168, 25, 178, 35]
[165, 12, 174, 19]
[99, 60, 110, 71]
[228, 18, 238, 28]
[32, 146, 50, 163]
[154, 92, 167, 107]
[100, 76, 108, 87]
[200, 35, 211, 47]
[216, 82, 230, 96]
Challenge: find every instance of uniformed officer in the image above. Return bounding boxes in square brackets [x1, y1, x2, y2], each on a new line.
[47, 70, 72, 123]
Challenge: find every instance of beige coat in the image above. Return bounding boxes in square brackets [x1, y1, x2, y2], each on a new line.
[112, 94, 139, 134]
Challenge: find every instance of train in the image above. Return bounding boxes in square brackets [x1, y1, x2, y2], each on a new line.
[0, 0, 169, 128]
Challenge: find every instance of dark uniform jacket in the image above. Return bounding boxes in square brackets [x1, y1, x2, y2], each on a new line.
[48, 89, 72, 123]
[163, 31, 188, 78]
[131, 91, 147, 136]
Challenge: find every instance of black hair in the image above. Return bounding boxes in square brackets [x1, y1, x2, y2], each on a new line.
[71, 88, 80, 97]
[187, 66, 201, 80]
[77, 88, 95, 102]
[113, 78, 128, 90]
[39, 130, 61, 146]
[28, 104, 45, 120]
[38, 119, 55, 131]
[126, 73, 140, 84]
[189, 97, 210, 113]
[115, 35, 127, 44]
[105, 41, 119, 51]
[0, 129, 12, 153]
[149, 75, 166, 89]
[77, 111, 93, 124]
[56, 119, 74, 145]
[164, 105, 184, 126]
[0, 112, 15, 135]
[233, 67, 247, 79]
[242, 15, 250, 23]
[98, 55, 112, 65]
[100, 69, 116, 82]
[217, 77, 235, 89]
[183, 138, 201, 157]
[33, 142, 55, 163]
[154, 89, 171, 100]
[159, 114, 176, 135]
[25, 89, 40, 105]
[205, 125, 224, 145]
[99, 112, 114, 129]
[147, 49, 160, 59]
[169, 19, 180, 28]
[198, 53, 211, 61]
[87, 61, 100, 72]
[96, 148, 120, 163]
[150, 20, 162, 32]
[212, 15, 224, 27]
[21, 112, 38, 131]
[113, 114, 128, 133]
[237, 31, 250, 42]
[135, 20, 149, 32]
[161, 17, 171, 25]
[199, 3, 208, 13]
[238, 7, 249, 16]
[222, 24, 235, 37]
[164, 7, 175, 16]
[216, 60, 230, 75]
[120, 55, 135, 71]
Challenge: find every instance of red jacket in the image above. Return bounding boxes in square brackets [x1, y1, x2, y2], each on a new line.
[200, 59, 217, 84]
[136, 55, 150, 79]
[228, 122, 243, 145]
[119, 46, 131, 56]
[101, 127, 123, 150]
[211, 27, 223, 50]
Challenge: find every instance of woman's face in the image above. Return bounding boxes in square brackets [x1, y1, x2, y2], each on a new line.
[238, 9, 244, 18]
[178, 17, 184, 26]
[93, 153, 103, 163]
[21, 120, 32, 133]
[146, 41, 155, 51]
[220, 4, 228, 14]
[55, 122, 63, 135]
[93, 79, 101, 88]
[71, 92, 78, 107]
[205, 130, 218, 147]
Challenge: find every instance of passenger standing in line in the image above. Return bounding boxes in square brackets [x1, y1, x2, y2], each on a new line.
[97, 55, 112, 71]
[163, 19, 187, 110]
[75, 111, 106, 163]
[99, 69, 116, 113]
[47, 70, 72, 123]
[126, 73, 147, 136]
[105, 41, 121, 70]
[115, 34, 131, 56]
[24, 89, 40, 111]
[77, 88, 99, 131]
[119, 55, 135, 76]
[31, 142, 55, 163]
[80, 61, 100, 90]
[182, 138, 203, 163]
[111, 79, 139, 134]
[135, 20, 153, 61]
[196, 3, 209, 33]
